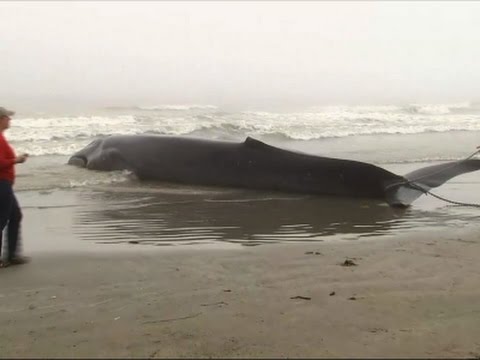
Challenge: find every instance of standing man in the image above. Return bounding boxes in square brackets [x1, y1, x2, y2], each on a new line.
[0, 107, 29, 267]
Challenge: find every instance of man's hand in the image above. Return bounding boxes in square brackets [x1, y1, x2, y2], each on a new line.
[15, 153, 29, 164]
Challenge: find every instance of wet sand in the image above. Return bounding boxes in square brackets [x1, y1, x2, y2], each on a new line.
[1, 188, 480, 358]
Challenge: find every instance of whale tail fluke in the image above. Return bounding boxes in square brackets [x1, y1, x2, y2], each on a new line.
[384, 159, 480, 207]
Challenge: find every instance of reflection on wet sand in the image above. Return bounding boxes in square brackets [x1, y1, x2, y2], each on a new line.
[72, 184, 426, 247]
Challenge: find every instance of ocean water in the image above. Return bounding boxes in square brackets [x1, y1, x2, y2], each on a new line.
[9, 102, 480, 248]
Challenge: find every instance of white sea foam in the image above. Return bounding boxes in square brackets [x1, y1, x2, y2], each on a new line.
[7, 104, 480, 156]
[68, 170, 132, 188]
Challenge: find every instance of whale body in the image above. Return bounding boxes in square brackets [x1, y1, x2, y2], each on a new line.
[68, 135, 480, 207]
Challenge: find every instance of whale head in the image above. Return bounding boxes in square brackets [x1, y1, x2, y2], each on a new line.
[68, 138, 103, 168]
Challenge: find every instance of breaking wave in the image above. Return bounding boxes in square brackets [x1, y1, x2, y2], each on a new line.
[7, 102, 480, 156]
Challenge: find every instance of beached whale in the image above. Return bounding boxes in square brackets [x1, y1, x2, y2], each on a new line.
[68, 135, 480, 207]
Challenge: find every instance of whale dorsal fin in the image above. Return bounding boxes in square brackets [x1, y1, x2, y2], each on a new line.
[243, 137, 272, 150]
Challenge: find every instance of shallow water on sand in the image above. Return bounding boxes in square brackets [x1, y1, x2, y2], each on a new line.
[18, 165, 480, 252]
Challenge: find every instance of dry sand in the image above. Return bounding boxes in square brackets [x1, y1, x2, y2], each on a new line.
[1, 222, 480, 358]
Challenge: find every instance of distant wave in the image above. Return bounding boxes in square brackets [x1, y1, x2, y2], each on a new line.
[309, 102, 475, 116]
[140, 104, 218, 111]
[105, 104, 218, 111]
[403, 102, 473, 115]
[308, 105, 404, 114]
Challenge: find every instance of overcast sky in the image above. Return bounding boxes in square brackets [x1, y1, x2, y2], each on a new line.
[1, 1, 479, 110]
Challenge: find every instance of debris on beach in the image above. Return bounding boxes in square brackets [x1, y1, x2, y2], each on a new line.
[200, 301, 228, 307]
[329, 291, 336, 296]
[368, 328, 388, 333]
[143, 313, 202, 324]
[290, 296, 311, 301]
[305, 251, 322, 255]
[341, 259, 358, 267]
[128, 240, 140, 244]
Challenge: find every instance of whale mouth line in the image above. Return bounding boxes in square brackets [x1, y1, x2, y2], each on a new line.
[68, 155, 88, 168]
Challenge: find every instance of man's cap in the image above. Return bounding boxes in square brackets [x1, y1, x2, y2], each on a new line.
[0, 107, 15, 117]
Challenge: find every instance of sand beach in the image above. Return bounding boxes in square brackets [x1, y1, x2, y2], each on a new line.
[1, 187, 480, 358]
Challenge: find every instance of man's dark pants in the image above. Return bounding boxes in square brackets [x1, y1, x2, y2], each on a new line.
[0, 179, 22, 261]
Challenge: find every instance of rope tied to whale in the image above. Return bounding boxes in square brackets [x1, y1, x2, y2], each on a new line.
[399, 147, 480, 208]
